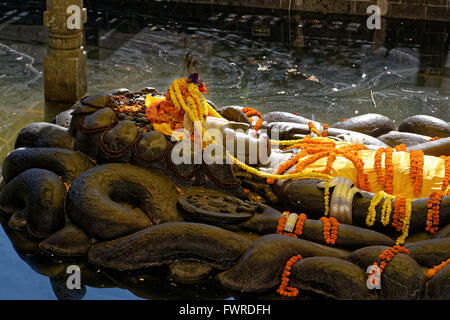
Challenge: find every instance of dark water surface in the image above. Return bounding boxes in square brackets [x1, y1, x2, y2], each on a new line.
[0, 2, 449, 299]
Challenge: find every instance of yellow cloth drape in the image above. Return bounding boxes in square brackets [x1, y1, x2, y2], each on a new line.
[299, 145, 445, 199]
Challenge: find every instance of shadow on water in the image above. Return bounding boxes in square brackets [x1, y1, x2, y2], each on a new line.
[0, 210, 326, 300]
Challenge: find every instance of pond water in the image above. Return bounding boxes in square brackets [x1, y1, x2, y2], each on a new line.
[0, 3, 449, 299]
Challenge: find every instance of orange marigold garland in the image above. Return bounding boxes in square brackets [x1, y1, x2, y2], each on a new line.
[319, 216, 339, 245]
[276, 212, 307, 238]
[373, 245, 410, 274]
[266, 150, 307, 184]
[307, 122, 330, 138]
[294, 214, 307, 236]
[277, 254, 303, 297]
[374, 147, 385, 187]
[318, 151, 336, 174]
[270, 138, 371, 192]
[322, 124, 329, 137]
[276, 212, 289, 235]
[427, 258, 450, 279]
[384, 147, 394, 194]
[394, 144, 407, 152]
[441, 156, 450, 194]
[307, 122, 322, 136]
[392, 196, 406, 232]
[426, 191, 443, 235]
[241, 107, 263, 131]
[409, 150, 424, 197]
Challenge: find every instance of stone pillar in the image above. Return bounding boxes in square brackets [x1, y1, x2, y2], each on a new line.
[43, 0, 87, 102]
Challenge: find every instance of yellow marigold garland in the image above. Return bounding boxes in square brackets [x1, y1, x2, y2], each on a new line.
[324, 179, 330, 216]
[366, 191, 387, 227]
[380, 194, 395, 226]
[395, 197, 413, 245]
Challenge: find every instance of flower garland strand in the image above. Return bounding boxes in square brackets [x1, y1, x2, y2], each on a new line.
[395, 198, 413, 244]
[392, 196, 407, 232]
[270, 138, 371, 192]
[277, 254, 303, 297]
[366, 191, 387, 227]
[374, 147, 385, 187]
[394, 144, 407, 152]
[380, 194, 395, 226]
[441, 156, 450, 194]
[241, 107, 263, 131]
[307, 122, 322, 136]
[427, 258, 450, 279]
[319, 216, 339, 245]
[294, 214, 307, 236]
[409, 150, 424, 197]
[384, 147, 394, 194]
[373, 245, 410, 274]
[276, 212, 307, 238]
[426, 191, 443, 235]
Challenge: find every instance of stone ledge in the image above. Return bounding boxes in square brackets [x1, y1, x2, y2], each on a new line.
[162, 0, 450, 21]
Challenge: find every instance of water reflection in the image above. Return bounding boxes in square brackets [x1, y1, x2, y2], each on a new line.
[0, 213, 240, 300]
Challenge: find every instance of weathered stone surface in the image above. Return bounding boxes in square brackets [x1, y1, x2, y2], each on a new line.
[66, 163, 182, 240]
[300, 219, 394, 250]
[262, 111, 321, 129]
[43, 0, 87, 102]
[168, 261, 213, 283]
[140, 87, 158, 95]
[81, 94, 110, 109]
[39, 224, 92, 257]
[378, 131, 431, 147]
[290, 256, 373, 299]
[347, 246, 425, 299]
[239, 203, 281, 235]
[217, 106, 251, 124]
[398, 115, 450, 138]
[109, 88, 130, 96]
[435, 224, 450, 239]
[134, 130, 168, 161]
[53, 109, 74, 129]
[405, 232, 434, 243]
[427, 264, 450, 300]
[88, 222, 251, 271]
[15, 122, 74, 150]
[7, 209, 27, 231]
[407, 137, 450, 156]
[102, 120, 138, 153]
[0, 177, 5, 193]
[217, 234, 349, 292]
[331, 113, 396, 137]
[177, 187, 255, 227]
[0, 169, 66, 238]
[264, 122, 388, 146]
[80, 107, 117, 130]
[2, 147, 93, 184]
[404, 238, 450, 267]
